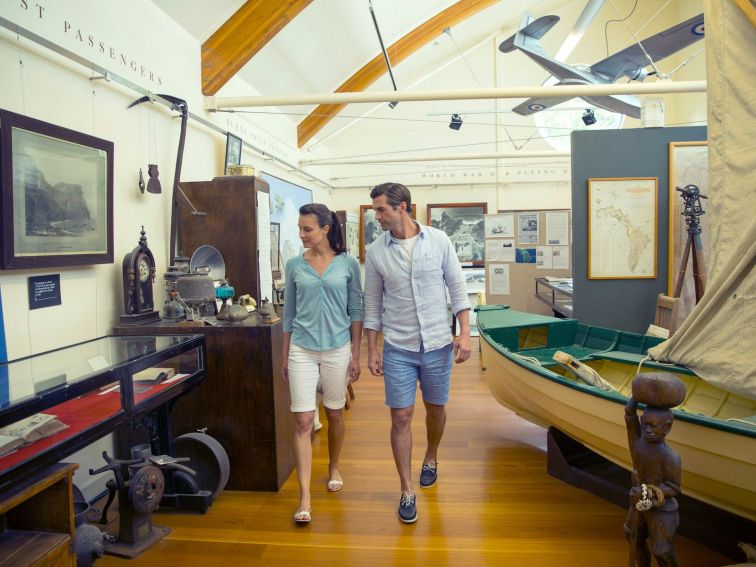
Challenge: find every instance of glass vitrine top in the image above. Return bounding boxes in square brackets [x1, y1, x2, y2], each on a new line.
[0, 335, 202, 410]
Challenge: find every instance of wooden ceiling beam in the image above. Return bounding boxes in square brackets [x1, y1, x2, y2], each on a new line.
[297, 0, 500, 148]
[201, 0, 313, 96]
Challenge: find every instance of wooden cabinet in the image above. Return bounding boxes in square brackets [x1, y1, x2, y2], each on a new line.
[178, 176, 270, 302]
[0, 462, 77, 566]
[114, 317, 293, 492]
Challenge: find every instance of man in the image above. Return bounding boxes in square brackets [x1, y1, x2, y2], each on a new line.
[363, 182, 472, 524]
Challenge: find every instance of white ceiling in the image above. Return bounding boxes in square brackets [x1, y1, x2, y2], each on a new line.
[152, 0, 706, 181]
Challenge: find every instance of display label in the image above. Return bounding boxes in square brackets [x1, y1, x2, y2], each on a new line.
[27, 274, 62, 310]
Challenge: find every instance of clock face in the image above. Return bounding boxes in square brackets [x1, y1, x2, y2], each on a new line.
[138, 256, 151, 283]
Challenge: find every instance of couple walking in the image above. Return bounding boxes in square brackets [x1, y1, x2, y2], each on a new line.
[282, 182, 472, 524]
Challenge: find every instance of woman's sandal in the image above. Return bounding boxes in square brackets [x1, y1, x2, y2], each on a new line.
[294, 507, 312, 523]
[327, 479, 343, 492]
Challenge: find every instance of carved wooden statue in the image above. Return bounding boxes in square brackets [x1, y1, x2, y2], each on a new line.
[624, 372, 686, 567]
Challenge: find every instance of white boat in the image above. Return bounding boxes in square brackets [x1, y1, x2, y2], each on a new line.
[477, 306, 756, 521]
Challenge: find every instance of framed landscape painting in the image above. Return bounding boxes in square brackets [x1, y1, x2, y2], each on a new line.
[0, 109, 113, 269]
[427, 202, 487, 266]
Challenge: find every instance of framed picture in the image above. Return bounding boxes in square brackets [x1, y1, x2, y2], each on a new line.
[587, 177, 657, 279]
[427, 202, 487, 266]
[263, 173, 312, 270]
[359, 204, 417, 262]
[0, 109, 113, 269]
[270, 221, 281, 277]
[224, 132, 242, 174]
[346, 218, 359, 258]
[668, 141, 708, 327]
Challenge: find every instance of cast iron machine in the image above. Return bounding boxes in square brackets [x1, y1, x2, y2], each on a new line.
[90, 445, 197, 559]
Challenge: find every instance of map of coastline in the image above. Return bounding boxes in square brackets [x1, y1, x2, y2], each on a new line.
[589, 183, 656, 278]
[595, 204, 650, 272]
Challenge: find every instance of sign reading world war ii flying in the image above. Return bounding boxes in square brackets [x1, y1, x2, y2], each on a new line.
[499, 12, 704, 118]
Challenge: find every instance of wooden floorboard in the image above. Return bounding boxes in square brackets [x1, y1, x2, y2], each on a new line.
[99, 338, 730, 566]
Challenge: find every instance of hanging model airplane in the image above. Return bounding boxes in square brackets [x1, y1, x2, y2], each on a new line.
[499, 12, 704, 118]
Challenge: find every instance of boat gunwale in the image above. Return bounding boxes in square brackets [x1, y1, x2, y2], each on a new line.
[478, 320, 756, 439]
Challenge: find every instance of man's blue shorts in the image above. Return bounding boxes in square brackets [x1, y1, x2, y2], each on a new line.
[382, 341, 453, 408]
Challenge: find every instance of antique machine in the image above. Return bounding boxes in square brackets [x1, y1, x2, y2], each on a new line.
[90, 445, 199, 558]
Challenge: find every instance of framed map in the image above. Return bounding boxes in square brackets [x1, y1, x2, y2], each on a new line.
[588, 178, 657, 279]
[668, 141, 708, 327]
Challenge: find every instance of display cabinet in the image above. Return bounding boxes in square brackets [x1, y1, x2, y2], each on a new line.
[0, 335, 206, 492]
[534, 277, 574, 318]
[113, 317, 294, 491]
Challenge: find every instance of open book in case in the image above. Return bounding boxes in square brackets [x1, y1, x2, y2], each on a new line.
[0, 334, 206, 492]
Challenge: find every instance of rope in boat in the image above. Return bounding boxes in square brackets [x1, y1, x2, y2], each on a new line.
[510, 352, 543, 367]
[636, 354, 679, 376]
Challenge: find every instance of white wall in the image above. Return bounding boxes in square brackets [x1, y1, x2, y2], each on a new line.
[0, 0, 323, 499]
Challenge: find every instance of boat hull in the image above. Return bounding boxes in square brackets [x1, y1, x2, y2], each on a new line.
[480, 335, 756, 521]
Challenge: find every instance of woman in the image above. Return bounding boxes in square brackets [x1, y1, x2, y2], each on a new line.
[282, 203, 363, 524]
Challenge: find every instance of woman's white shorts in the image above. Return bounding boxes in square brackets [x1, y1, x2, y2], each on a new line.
[288, 343, 352, 412]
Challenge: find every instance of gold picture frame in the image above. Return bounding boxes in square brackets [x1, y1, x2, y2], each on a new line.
[668, 141, 708, 325]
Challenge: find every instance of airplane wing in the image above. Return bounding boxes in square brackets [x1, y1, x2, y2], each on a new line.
[512, 95, 575, 116]
[590, 13, 704, 82]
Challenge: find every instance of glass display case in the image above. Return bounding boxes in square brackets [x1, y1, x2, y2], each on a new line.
[0, 335, 205, 491]
[535, 277, 574, 318]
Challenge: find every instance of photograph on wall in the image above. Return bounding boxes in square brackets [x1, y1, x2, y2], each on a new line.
[262, 173, 313, 272]
[515, 248, 536, 263]
[427, 203, 487, 265]
[224, 132, 242, 174]
[518, 213, 539, 244]
[668, 141, 708, 328]
[463, 268, 485, 294]
[484, 213, 514, 238]
[485, 239, 515, 262]
[0, 109, 113, 269]
[346, 219, 360, 258]
[588, 177, 657, 279]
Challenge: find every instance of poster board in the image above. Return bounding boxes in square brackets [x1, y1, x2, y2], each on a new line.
[485, 209, 572, 315]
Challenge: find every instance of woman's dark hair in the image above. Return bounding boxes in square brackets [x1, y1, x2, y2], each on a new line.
[370, 182, 412, 214]
[299, 203, 346, 254]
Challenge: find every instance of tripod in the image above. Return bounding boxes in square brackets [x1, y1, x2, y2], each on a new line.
[673, 184, 707, 303]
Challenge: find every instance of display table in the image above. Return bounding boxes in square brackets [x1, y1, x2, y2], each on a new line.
[113, 316, 293, 491]
[534, 277, 573, 318]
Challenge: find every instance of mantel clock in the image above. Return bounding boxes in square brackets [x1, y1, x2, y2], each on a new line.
[120, 227, 161, 325]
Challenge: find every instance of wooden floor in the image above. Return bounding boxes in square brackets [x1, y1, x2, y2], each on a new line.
[100, 338, 730, 566]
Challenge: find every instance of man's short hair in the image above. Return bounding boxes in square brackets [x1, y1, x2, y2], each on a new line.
[370, 182, 413, 214]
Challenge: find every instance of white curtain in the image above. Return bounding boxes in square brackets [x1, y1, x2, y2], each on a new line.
[649, 0, 756, 399]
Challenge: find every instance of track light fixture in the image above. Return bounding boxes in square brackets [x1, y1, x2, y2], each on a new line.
[449, 113, 463, 130]
[581, 108, 596, 126]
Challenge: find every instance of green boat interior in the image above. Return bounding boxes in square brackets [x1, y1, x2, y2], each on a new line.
[476, 305, 756, 428]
